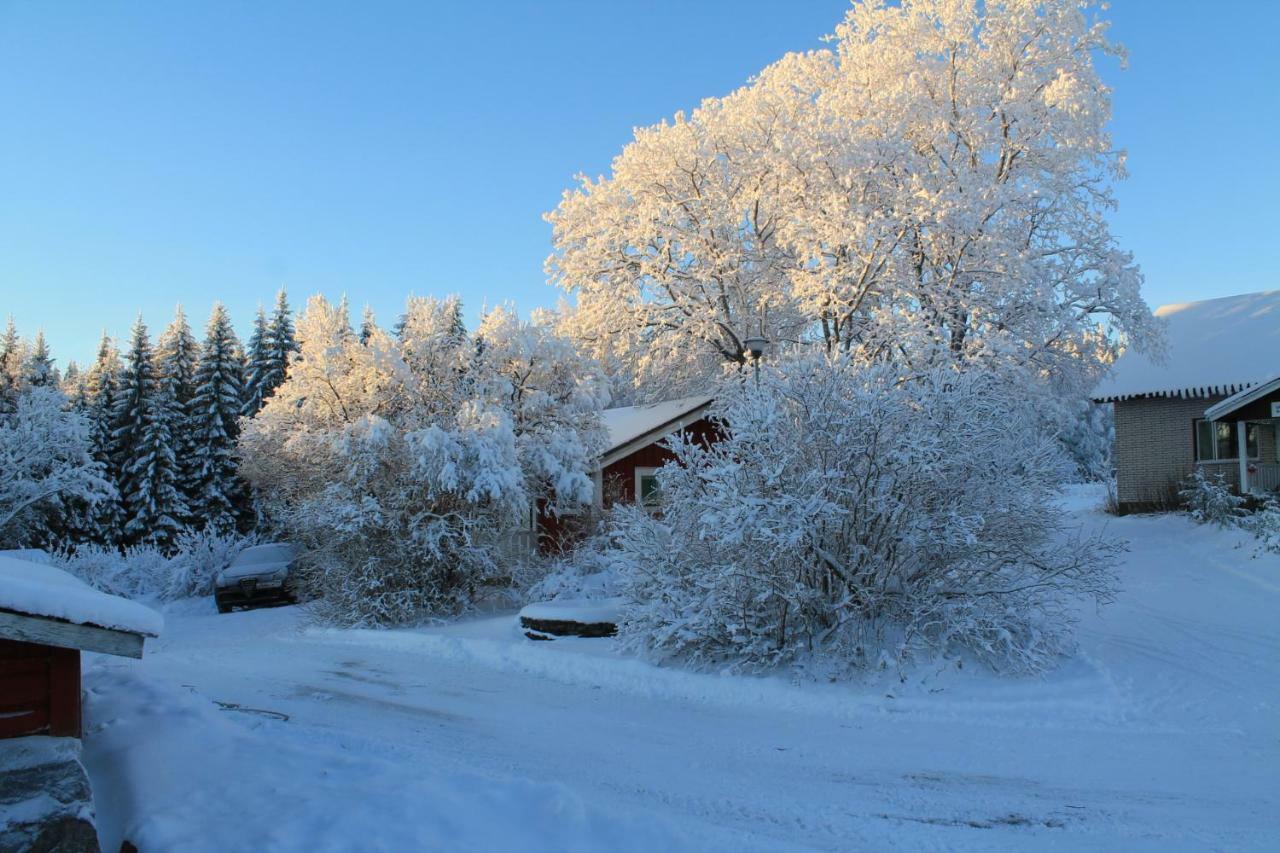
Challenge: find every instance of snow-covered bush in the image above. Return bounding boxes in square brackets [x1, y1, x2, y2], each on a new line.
[239, 296, 608, 626]
[0, 385, 112, 548]
[1243, 498, 1280, 554]
[610, 354, 1120, 675]
[54, 526, 256, 601]
[1178, 469, 1244, 527]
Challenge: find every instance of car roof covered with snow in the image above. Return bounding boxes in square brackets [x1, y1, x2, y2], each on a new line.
[218, 543, 298, 582]
[599, 396, 714, 463]
[1093, 290, 1280, 403]
[0, 554, 163, 637]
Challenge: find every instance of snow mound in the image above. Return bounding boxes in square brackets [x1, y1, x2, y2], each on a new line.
[0, 554, 163, 637]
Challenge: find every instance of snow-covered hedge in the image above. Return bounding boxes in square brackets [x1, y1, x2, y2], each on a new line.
[54, 527, 256, 602]
[609, 355, 1120, 675]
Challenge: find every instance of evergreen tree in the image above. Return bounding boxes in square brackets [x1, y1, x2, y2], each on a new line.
[0, 317, 24, 416]
[156, 306, 202, 520]
[190, 304, 246, 531]
[257, 288, 298, 406]
[62, 361, 85, 407]
[113, 317, 186, 548]
[359, 305, 378, 345]
[75, 334, 125, 544]
[241, 305, 270, 416]
[23, 331, 57, 388]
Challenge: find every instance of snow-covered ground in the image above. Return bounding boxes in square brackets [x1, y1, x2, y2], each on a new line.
[80, 487, 1280, 851]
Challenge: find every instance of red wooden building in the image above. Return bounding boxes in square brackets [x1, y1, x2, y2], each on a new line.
[535, 396, 718, 552]
[0, 554, 160, 739]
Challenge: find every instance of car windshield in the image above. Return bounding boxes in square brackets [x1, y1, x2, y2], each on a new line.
[231, 544, 297, 568]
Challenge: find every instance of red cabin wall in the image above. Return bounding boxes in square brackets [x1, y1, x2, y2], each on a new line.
[601, 417, 721, 508]
[0, 638, 81, 739]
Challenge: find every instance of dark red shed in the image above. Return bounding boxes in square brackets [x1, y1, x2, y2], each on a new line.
[0, 554, 160, 740]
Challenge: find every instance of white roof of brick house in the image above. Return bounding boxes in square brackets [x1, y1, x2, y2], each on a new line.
[1093, 290, 1280, 403]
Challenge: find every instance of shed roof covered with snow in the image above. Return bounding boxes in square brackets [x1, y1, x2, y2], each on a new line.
[1093, 290, 1280, 403]
[0, 555, 162, 658]
[598, 395, 714, 468]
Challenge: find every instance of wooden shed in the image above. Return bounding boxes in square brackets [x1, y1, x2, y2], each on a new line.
[0, 555, 161, 740]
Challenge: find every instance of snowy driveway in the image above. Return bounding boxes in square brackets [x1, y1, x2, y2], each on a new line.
[80, 500, 1280, 851]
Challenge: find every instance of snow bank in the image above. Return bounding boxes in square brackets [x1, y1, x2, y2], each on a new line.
[0, 554, 163, 636]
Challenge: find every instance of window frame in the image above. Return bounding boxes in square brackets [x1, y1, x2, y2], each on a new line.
[1193, 418, 1260, 463]
[634, 467, 662, 511]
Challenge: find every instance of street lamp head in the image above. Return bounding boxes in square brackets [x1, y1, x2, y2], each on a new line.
[743, 336, 769, 361]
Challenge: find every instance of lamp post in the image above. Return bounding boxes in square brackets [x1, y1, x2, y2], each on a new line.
[742, 334, 769, 386]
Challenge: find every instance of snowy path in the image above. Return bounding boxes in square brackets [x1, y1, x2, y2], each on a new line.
[80, 497, 1280, 851]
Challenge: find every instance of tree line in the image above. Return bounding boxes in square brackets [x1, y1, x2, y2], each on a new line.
[0, 291, 297, 550]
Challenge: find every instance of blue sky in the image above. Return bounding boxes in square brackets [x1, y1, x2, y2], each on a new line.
[1, 1, 1277, 367]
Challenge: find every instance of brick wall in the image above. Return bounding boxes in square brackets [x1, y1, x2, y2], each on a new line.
[1113, 394, 1280, 512]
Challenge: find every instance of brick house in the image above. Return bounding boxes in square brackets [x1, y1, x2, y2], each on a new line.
[1094, 290, 1280, 513]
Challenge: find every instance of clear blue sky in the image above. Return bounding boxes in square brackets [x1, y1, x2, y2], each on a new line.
[1, 1, 1277, 367]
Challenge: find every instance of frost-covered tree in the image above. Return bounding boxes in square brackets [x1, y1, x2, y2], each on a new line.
[62, 361, 85, 406]
[359, 305, 378, 345]
[242, 289, 298, 416]
[610, 352, 1119, 675]
[189, 304, 246, 531]
[241, 306, 271, 416]
[23, 331, 57, 389]
[548, 0, 1156, 401]
[0, 385, 112, 548]
[113, 317, 187, 548]
[0, 317, 25, 415]
[473, 306, 610, 514]
[71, 334, 126, 544]
[240, 294, 606, 625]
[157, 306, 202, 520]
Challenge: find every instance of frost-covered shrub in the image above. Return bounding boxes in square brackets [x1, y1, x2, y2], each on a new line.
[238, 295, 608, 627]
[1179, 469, 1244, 527]
[54, 526, 255, 601]
[611, 354, 1120, 675]
[525, 526, 621, 603]
[1241, 497, 1280, 553]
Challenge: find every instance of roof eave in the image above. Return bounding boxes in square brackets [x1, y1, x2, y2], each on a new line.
[597, 400, 715, 469]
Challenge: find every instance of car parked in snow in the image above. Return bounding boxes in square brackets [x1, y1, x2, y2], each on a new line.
[214, 543, 299, 613]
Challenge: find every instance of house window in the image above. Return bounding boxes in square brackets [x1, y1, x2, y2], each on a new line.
[1194, 419, 1258, 461]
[635, 467, 661, 509]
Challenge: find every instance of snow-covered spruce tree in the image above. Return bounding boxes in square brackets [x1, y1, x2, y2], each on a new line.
[241, 305, 270, 417]
[0, 317, 25, 416]
[156, 306, 202, 523]
[547, 0, 1156, 402]
[242, 290, 298, 417]
[610, 352, 1120, 675]
[0, 385, 112, 549]
[239, 295, 605, 626]
[113, 317, 187, 549]
[189, 303, 246, 532]
[68, 334, 126, 545]
[23, 331, 58, 389]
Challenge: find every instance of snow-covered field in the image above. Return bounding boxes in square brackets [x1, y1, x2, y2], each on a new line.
[80, 487, 1280, 851]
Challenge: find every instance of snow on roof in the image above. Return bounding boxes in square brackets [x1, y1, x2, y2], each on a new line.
[0, 555, 163, 637]
[599, 395, 714, 456]
[1093, 290, 1280, 402]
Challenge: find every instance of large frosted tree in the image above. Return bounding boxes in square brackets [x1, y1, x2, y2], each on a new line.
[113, 317, 187, 548]
[547, 0, 1156, 400]
[241, 306, 271, 416]
[75, 333, 126, 544]
[190, 303, 246, 531]
[157, 306, 202, 521]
